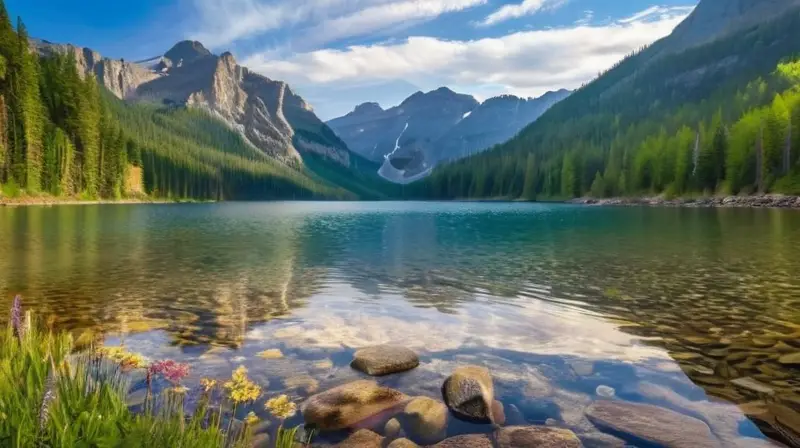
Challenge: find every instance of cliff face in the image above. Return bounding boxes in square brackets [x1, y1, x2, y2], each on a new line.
[32, 39, 349, 166]
[33, 39, 160, 99]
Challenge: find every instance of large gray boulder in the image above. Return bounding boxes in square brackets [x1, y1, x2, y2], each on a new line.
[586, 400, 720, 448]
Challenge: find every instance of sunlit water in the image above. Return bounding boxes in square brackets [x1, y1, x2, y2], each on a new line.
[2, 202, 799, 446]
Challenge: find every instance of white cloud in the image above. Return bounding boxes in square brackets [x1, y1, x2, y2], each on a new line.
[243, 6, 694, 101]
[188, 0, 485, 49]
[480, 0, 568, 27]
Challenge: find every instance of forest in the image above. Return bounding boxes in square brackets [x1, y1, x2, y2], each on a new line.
[0, 1, 354, 202]
[410, 9, 800, 200]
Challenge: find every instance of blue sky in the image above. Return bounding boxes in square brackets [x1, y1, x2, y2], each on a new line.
[9, 0, 695, 120]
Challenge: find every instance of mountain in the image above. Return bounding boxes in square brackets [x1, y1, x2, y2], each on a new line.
[412, 0, 800, 201]
[33, 40, 350, 167]
[327, 88, 569, 184]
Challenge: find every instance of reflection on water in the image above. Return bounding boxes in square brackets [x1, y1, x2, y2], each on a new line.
[1, 202, 799, 446]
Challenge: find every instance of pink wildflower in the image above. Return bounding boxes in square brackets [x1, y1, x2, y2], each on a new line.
[148, 359, 190, 384]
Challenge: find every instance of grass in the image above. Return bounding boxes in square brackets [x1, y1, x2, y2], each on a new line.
[0, 297, 312, 448]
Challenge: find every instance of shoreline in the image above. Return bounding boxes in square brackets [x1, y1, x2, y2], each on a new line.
[569, 194, 800, 209]
[0, 196, 207, 207]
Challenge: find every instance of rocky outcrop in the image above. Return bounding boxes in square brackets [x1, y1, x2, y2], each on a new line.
[441, 365, 496, 424]
[32, 39, 160, 99]
[33, 39, 350, 166]
[586, 400, 720, 448]
[326, 88, 569, 183]
[301, 380, 409, 430]
[351, 345, 420, 376]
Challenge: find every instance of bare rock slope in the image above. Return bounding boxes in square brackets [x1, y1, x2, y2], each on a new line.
[33, 39, 349, 165]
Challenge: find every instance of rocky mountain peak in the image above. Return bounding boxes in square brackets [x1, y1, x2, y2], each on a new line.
[352, 102, 384, 115]
[164, 40, 212, 66]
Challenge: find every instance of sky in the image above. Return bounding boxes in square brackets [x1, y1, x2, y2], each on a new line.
[9, 0, 696, 120]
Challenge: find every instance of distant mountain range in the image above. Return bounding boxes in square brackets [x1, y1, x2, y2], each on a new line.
[327, 88, 570, 183]
[32, 39, 351, 167]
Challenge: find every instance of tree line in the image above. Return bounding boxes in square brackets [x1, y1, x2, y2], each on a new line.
[409, 9, 800, 200]
[0, 0, 351, 201]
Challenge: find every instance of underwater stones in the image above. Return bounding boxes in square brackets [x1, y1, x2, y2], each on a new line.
[387, 438, 420, 448]
[496, 426, 582, 448]
[400, 397, 448, 444]
[335, 429, 384, 447]
[442, 365, 495, 424]
[285, 375, 320, 394]
[778, 353, 800, 367]
[492, 400, 506, 426]
[384, 418, 402, 439]
[586, 400, 719, 448]
[351, 345, 420, 376]
[768, 403, 800, 446]
[595, 385, 615, 398]
[432, 434, 493, 448]
[302, 380, 409, 430]
[569, 360, 594, 376]
[506, 403, 527, 426]
[731, 377, 775, 395]
[257, 349, 284, 359]
[672, 352, 704, 361]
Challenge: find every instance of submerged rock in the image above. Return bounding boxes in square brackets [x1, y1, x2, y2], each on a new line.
[778, 352, 800, 366]
[384, 418, 402, 439]
[442, 365, 496, 423]
[387, 438, 420, 448]
[351, 345, 420, 376]
[586, 400, 719, 448]
[768, 403, 800, 447]
[496, 425, 582, 448]
[432, 434, 493, 448]
[401, 396, 448, 444]
[335, 429, 384, 447]
[302, 380, 409, 430]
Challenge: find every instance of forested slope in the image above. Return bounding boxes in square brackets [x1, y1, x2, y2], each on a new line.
[411, 5, 800, 200]
[0, 1, 379, 202]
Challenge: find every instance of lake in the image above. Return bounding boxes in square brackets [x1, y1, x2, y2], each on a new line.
[1, 202, 799, 446]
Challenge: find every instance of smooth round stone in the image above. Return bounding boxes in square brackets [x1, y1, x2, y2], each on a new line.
[387, 438, 420, 448]
[384, 418, 401, 439]
[442, 365, 495, 424]
[402, 397, 448, 444]
[336, 429, 384, 448]
[351, 345, 420, 376]
[596, 385, 616, 398]
[778, 353, 800, 366]
[302, 380, 409, 430]
[431, 434, 493, 448]
[496, 426, 582, 448]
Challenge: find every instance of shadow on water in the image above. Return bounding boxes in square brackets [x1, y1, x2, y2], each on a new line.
[1, 202, 799, 446]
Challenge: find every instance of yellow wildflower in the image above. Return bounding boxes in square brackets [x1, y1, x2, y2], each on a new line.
[224, 366, 262, 404]
[200, 378, 218, 393]
[265, 394, 297, 420]
[97, 346, 148, 369]
[245, 411, 260, 426]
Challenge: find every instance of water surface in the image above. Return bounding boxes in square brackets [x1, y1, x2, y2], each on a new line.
[1, 202, 799, 446]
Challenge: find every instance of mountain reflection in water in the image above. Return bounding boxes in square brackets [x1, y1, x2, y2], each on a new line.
[1, 202, 798, 446]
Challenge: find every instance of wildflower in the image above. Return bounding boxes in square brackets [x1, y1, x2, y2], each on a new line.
[200, 378, 217, 393]
[223, 366, 261, 404]
[10, 295, 23, 340]
[97, 346, 147, 370]
[245, 411, 260, 426]
[149, 360, 190, 384]
[265, 395, 297, 420]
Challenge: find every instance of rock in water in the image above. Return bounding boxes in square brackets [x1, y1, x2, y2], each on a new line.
[586, 400, 720, 448]
[401, 397, 448, 444]
[335, 429, 384, 447]
[302, 380, 409, 430]
[351, 345, 420, 376]
[496, 426, 583, 448]
[442, 365, 495, 423]
[387, 438, 420, 448]
[384, 418, 401, 439]
[432, 434, 493, 448]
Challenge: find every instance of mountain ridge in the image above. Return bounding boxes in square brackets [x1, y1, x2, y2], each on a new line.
[32, 39, 351, 167]
[327, 87, 570, 183]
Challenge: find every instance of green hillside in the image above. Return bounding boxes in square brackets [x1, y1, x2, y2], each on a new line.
[411, 7, 800, 200]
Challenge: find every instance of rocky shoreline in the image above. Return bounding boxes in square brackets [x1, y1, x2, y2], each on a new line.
[570, 194, 800, 209]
